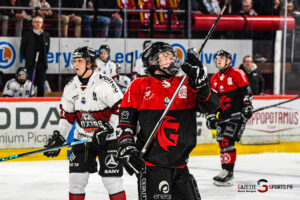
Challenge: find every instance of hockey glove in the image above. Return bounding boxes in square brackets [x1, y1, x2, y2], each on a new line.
[242, 105, 253, 119]
[117, 144, 145, 176]
[206, 114, 217, 130]
[181, 53, 207, 89]
[44, 130, 66, 157]
[92, 122, 114, 146]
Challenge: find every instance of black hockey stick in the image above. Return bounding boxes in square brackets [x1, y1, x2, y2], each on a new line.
[0, 139, 91, 162]
[29, 51, 39, 97]
[217, 94, 300, 124]
[140, 0, 230, 157]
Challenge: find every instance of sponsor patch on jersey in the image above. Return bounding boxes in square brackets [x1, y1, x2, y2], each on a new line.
[105, 154, 119, 169]
[93, 92, 97, 101]
[164, 97, 170, 107]
[162, 80, 171, 88]
[99, 74, 119, 93]
[179, 85, 187, 99]
[220, 85, 224, 91]
[120, 111, 129, 120]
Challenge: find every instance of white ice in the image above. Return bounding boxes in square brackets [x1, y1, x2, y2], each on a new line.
[0, 153, 299, 200]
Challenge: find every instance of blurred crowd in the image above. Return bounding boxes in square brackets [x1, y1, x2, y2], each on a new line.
[1, 0, 300, 38]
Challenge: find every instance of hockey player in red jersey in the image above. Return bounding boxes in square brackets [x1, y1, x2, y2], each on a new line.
[43, 46, 126, 200]
[206, 49, 253, 186]
[117, 42, 220, 199]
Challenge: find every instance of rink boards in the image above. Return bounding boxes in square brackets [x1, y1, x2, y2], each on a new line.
[0, 95, 300, 161]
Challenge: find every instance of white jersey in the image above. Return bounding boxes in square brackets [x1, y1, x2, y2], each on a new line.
[132, 57, 147, 78]
[3, 78, 33, 97]
[116, 75, 131, 94]
[95, 58, 117, 78]
[58, 72, 123, 141]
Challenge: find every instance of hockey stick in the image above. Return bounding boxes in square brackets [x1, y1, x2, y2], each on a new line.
[130, 51, 134, 81]
[217, 94, 300, 124]
[29, 51, 39, 97]
[0, 138, 91, 162]
[140, 0, 230, 157]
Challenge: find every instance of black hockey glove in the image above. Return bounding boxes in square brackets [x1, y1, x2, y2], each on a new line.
[181, 53, 207, 89]
[206, 114, 217, 130]
[92, 122, 114, 146]
[117, 144, 145, 176]
[44, 130, 66, 157]
[242, 105, 253, 119]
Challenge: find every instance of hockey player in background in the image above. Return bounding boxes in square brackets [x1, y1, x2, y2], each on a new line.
[95, 44, 118, 79]
[117, 42, 220, 199]
[43, 46, 126, 200]
[112, 61, 131, 94]
[206, 49, 253, 186]
[132, 40, 152, 79]
[3, 67, 34, 97]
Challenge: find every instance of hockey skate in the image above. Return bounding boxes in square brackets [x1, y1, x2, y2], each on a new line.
[213, 169, 233, 186]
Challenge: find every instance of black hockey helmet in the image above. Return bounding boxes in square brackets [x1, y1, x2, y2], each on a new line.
[143, 40, 152, 50]
[215, 49, 232, 60]
[16, 67, 28, 78]
[99, 44, 110, 55]
[72, 46, 97, 64]
[142, 41, 178, 75]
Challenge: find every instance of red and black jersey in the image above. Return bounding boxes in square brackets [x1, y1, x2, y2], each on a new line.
[210, 66, 252, 120]
[119, 75, 219, 168]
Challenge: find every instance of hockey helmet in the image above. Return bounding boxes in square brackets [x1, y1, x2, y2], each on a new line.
[72, 46, 97, 64]
[142, 41, 179, 75]
[99, 44, 110, 55]
[215, 49, 232, 60]
[143, 40, 152, 50]
[16, 67, 28, 78]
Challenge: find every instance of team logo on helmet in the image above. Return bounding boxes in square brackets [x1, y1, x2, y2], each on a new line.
[0, 42, 16, 69]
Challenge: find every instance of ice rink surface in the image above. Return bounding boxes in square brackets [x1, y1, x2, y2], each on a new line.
[0, 153, 299, 200]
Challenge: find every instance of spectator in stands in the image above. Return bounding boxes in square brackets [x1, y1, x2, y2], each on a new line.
[61, 0, 82, 37]
[20, 15, 50, 97]
[3, 67, 34, 97]
[218, 0, 241, 14]
[238, 0, 257, 16]
[200, 0, 221, 15]
[239, 55, 264, 95]
[93, 0, 123, 38]
[30, 0, 53, 19]
[77, 0, 94, 37]
[253, 0, 281, 15]
[0, 0, 24, 37]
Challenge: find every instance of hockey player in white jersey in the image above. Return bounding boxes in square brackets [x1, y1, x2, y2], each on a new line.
[43, 46, 127, 200]
[3, 67, 34, 97]
[132, 40, 152, 79]
[112, 61, 131, 94]
[95, 44, 118, 79]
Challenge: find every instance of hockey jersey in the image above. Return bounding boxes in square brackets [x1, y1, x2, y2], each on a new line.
[119, 75, 220, 167]
[58, 72, 123, 141]
[210, 66, 252, 120]
[3, 78, 33, 97]
[132, 57, 147, 79]
[95, 58, 117, 78]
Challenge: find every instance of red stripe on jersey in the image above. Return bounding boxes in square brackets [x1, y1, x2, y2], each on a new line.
[119, 123, 136, 128]
[60, 105, 76, 124]
[118, 134, 133, 142]
[75, 108, 112, 123]
[111, 100, 122, 114]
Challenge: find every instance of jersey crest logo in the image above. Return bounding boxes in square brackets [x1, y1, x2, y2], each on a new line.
[155, 116, 180, 151]
[227, 77, 233, 85]
[162, 80, 171, 88]
[144, 87, 154, 100]
[219, 95, 231, 111]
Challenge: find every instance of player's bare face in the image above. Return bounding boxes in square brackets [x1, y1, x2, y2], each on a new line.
[158, 51, 175, 74]
[100, 52, 109, 61]
[216, 55, 230, 70]
[74, 58, 87, 76]
[17, 75, 26, 84]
